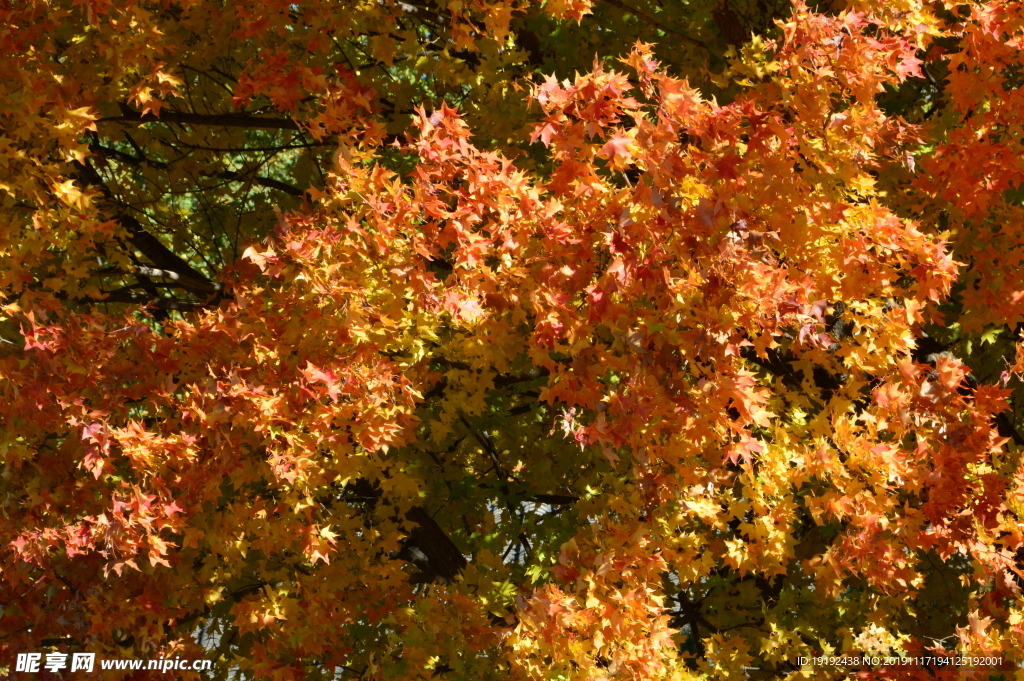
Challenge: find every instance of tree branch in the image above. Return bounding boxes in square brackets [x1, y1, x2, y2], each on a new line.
[117, 213, 222, 294]
[216, 170, 305, 197]
[402, 505, 468, 582]
[92, 139, 306, 197]
[73, 159, 221, 296]
[531, 494, 579, 505]
[101, 103, 300, 131]
[597, 0, 705, 48]
[89, 142, 170, 170]
[85, 291, 212, 311]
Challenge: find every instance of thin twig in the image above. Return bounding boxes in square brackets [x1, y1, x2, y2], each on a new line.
[598, 0, 705, 48]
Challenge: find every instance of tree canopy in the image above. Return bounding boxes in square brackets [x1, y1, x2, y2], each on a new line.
[3, 0, 1024, 679]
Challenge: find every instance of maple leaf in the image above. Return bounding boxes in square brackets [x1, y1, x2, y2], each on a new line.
[600, 133, 633, 169]
[443, 290, 485, 322]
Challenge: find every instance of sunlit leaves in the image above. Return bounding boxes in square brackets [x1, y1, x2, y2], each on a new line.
[4, 0, 1024, 679]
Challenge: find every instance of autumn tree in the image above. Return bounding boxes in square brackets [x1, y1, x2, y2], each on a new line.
[3, 0, 1024, 679]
